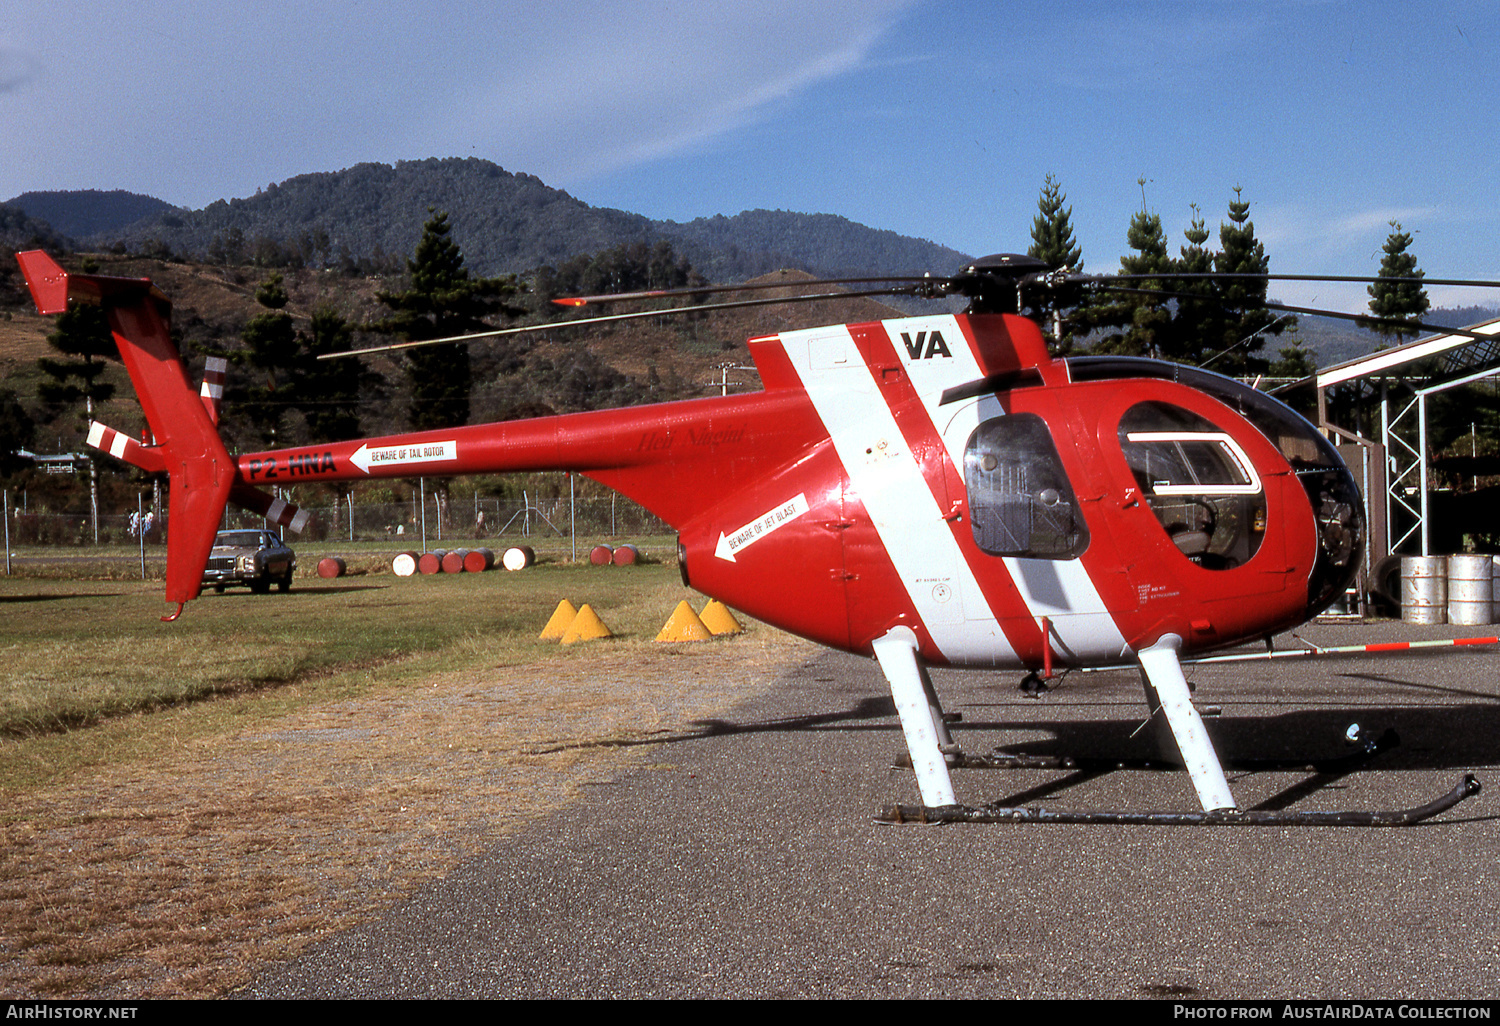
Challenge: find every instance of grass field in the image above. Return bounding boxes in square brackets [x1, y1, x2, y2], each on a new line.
[0, 536, 696, 790]
[0, 545, 815, 997]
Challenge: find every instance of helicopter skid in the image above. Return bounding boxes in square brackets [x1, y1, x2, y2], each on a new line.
[875, 774, 1481, 826]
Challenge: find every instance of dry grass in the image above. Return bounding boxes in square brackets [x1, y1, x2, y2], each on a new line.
[0, 628, 818, 998]
[0, 565, 819, 996]
[0, 559, 682, 749]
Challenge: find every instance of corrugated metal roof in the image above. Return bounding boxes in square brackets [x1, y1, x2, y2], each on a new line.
[1274, 315, 1500, 403]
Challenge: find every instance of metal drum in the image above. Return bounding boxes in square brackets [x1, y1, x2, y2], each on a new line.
[1447, 554, 1493, 625]
[464, 548, 496, 572]
[1401, 555, 1447, 625]
[502, 546, 534, 571]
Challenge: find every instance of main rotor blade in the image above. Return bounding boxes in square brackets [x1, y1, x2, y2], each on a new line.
[1088, 283, 1500, 345]
[1102, 272, 1500, 289]
[318, 286, 920, 360]
[1261, 301, 1500, 343]
[553, 275, 933, 307]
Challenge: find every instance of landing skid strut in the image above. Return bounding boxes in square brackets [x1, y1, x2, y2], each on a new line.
[870, 627, 1484, 827]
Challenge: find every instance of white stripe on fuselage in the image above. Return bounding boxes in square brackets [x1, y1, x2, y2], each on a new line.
[783, 315, 1128, 666]
[780, 321, 1016, 665]
[917, 364, 1129, 664]
[892, 318, 1129, 663]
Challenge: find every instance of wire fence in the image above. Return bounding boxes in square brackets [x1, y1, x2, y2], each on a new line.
[306, 494, 671, 544]
[3, 494, 672, 548]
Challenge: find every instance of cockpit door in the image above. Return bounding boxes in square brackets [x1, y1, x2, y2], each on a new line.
[940, 397, 1133, 664]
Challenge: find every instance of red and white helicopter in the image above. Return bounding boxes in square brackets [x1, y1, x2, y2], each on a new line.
[14, 249, 1488, 825]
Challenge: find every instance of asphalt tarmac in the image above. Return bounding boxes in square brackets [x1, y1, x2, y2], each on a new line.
[240, 619, 1500, 1000]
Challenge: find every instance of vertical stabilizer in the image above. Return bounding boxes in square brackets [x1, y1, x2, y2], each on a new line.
[16, 252, 235, 616]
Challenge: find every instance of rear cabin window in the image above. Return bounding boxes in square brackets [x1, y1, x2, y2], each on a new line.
[964, 414, 1088, 559]
[1119, 402, 1267, 568]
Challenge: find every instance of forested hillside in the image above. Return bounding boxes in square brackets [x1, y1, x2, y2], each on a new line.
[4, 159, 970, 283]
[6, 190, 179, 241]
[0, 204, 70, 256]
[0, 236, 909, 523]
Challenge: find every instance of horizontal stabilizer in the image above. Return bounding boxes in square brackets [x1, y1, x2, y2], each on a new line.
[229, 483, 311, 534]
[87, 421, 166, 475]
[200, 356, 227, 425]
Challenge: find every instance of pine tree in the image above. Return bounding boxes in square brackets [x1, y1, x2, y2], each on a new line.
[1162, 203, 1216, 363]
[1119, 207, 1173, 356]
[37, 300, 117, 541]
[376, 209, 522, 532]
[1027, 173, 1083, 270]
[0, 388, 34, 483]
[1364, 222, 1429, 341]
[37, 302, 116, 417]
[1026, 174, 1085, 348]
[230, 272, 299, 445]
[377, 210, 521, 432]
[1207, 186, 1291, 375]
[296, 308, 368, 442]
[1268, 336, 1317, 380]
[1089, 183, 1172, 357]
[1267, 336, 1319, 418]
[209, 275, 376, 449]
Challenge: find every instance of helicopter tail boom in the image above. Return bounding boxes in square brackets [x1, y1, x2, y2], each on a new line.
[14, 251, 815, 615]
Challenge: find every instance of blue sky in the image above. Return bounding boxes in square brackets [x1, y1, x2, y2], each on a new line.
[4, 0, 1499, 312]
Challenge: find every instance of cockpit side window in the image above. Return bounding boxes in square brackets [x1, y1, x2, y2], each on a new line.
[964, 414, 1088, 559]
[1119, 402, 1266, 568]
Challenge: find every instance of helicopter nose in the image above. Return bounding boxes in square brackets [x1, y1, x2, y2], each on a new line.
[1302, 466, 1365, 617]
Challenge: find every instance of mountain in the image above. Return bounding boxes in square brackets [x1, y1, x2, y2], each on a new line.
[4, 189, 180, 240]
[5, 159, 971, 283]
[0, 202, 71, 254]
[656, 208, 968, 282]
[1288, 306, 1500, 372]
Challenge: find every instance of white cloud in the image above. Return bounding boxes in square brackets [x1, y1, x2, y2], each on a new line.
[0, 0, 919, 205]
[1328, 208, 1442, 241]
[1256, 204, 1443, 272]
[425, 1, 916, 185]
